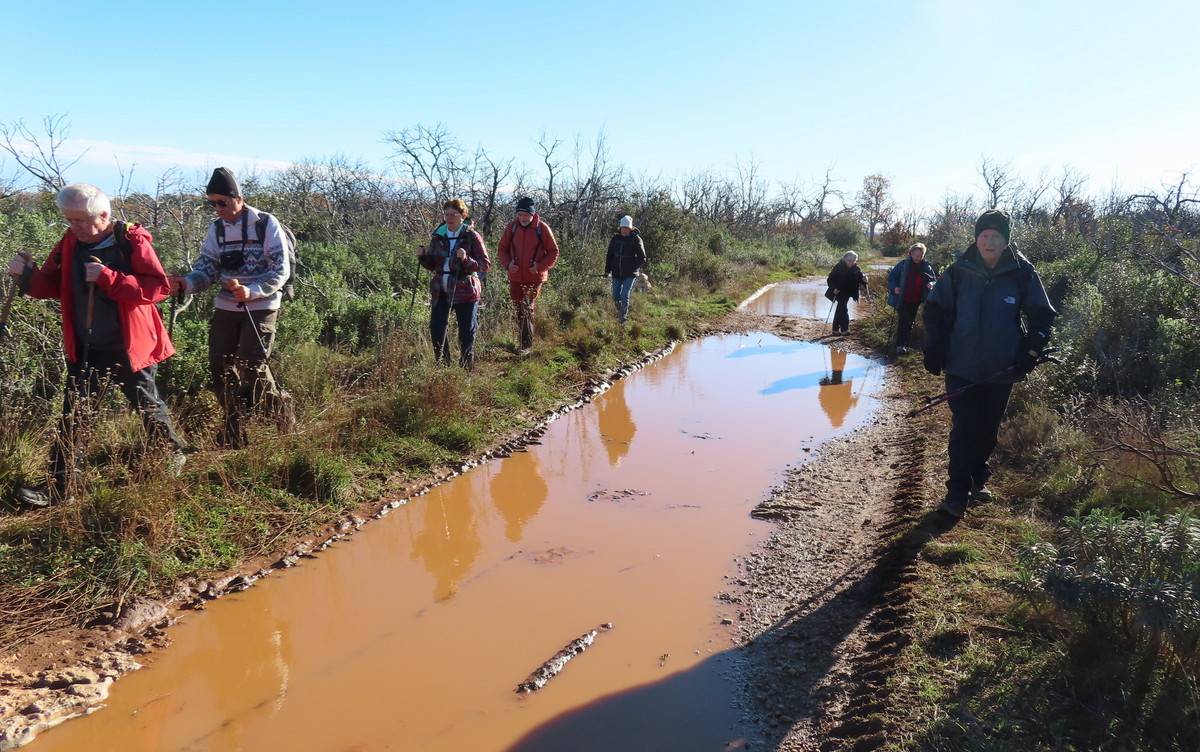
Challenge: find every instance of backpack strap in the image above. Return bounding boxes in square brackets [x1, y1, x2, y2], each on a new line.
[112, 221, 134, 268]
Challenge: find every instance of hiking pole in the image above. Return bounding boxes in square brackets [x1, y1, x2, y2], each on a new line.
[907, 351, 1061, 418]
[80, 256, 101, 374]
[0, 253, 32, 341]
[0, 280, 17, 341]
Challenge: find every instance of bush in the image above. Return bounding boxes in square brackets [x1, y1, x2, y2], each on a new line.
[1017, 510, 1200, 749]
[822, 216, 863, 250]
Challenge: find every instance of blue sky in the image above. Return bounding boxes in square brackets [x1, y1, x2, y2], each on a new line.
[3, 0, 1197, 209]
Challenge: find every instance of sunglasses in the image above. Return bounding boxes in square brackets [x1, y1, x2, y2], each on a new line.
[205, 199, 230, 208]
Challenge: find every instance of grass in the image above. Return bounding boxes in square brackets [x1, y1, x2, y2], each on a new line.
[860, 299, 1200, 752]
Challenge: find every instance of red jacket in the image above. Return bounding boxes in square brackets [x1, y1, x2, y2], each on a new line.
[24, 225, 175, 370]
[497, 214, 560, 285]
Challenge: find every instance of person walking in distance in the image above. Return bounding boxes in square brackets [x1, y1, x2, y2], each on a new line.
[886, 242, 936, 354]
[417, 199, 490, 368]
[497, 197, 560, 353]
[604, 215, 646, 324]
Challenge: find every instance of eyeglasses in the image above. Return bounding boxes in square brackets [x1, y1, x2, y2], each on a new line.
[206, 199, 230, 208]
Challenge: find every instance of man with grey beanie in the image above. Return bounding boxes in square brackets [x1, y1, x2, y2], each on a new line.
[169, 167, 294, 448]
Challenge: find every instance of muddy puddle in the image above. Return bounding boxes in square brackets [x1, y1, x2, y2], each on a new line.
[29, 333, 883, 752]
[742, 280, 862, 321]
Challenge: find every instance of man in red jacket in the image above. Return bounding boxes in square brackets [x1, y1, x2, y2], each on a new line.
[7, 183, 183, 507]
[497, 197, 560, 352]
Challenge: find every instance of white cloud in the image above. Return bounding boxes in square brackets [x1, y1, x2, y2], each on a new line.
[62, 138, 294, 174]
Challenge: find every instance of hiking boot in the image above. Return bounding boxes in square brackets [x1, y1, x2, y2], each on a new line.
[971, 485, 995, 503]
[937, 494, 969, 519]
[14, 485, 73, 509]
[896, 345, 909, 355]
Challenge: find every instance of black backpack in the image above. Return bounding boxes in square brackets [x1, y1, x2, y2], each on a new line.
[214, 209, 300, 300]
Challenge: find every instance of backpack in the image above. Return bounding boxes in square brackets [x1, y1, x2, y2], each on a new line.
[214, 209, 300, 301]
[508, 220, 543, 257]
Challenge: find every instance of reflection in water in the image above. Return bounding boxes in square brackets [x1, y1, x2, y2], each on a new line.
[27, 333, 886, 752]
[410, 484, 482, 601]
[596, 383, 636, 467]
[818, 349, 858, 428]
[490, 451, 549, 543]
[745, 280, 854, 320]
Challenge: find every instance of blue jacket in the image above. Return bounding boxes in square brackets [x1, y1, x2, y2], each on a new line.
[923, 244, 1056, 384]
[886, 258, 936, 309]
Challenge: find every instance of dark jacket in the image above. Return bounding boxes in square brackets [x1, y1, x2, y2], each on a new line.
[605, 231, 647, 279]
[923, 244, 1056, 384]
[418, 221, 491, 304]
[886, 257, 936, 309]
[827, 261, 866, 301]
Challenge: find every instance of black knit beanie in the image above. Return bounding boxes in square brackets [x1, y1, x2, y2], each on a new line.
[206, 167, 241, 197]
[515, 196, 536, 214]
[974, 209, 1011, 242]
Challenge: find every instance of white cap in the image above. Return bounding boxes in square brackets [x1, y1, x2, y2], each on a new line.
[618, 215, 633, 229]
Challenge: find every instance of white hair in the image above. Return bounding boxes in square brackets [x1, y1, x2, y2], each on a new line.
[56, 183, 112, 218]
[842, 251, 859, 263]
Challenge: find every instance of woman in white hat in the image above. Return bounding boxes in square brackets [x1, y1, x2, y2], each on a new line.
[604, 215, 646, 323]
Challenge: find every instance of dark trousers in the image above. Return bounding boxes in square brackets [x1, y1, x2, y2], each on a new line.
[430, 297, 478, 368]
[894, 301, 921, 348]
[50, 348, 182, 491]
[509, 282, 542, 349]
[209, 308, 281, 442]
[833, 295, 852, 332]
[945, 375, 1013, 498]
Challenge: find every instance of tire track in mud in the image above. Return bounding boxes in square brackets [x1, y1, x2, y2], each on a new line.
[731, 299, 951, 752]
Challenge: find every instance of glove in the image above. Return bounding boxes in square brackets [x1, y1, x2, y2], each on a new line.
[1015, 333, 1051, 376]
[923, 347, 945, 376]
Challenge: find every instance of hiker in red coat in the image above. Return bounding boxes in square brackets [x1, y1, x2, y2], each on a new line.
[496, 197, 560, 352]
[7, 183, 183, 507]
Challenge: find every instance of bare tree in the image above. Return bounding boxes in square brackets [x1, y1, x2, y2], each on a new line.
[806, 168, 846, 224]
[385, 123, 465, 226]
[1128, 174, 1200, 295]
[857, 174, 894, 245]
[535, 132, 563, 209]
[0, 115, 82, 191]
[979, 157, 1017, 209]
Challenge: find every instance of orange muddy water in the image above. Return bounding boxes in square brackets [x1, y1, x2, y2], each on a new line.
[743, 280, 863, 320]
[30, 326, 883, 751]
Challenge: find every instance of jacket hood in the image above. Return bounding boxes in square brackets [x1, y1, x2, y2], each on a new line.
[434, 218, 473, 237]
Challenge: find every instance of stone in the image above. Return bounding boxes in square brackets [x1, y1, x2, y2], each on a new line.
[112, 600, 168, 633]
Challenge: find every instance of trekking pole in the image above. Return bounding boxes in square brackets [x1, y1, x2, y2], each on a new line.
[0, 253, 32, 341]
[824, 300, 836, 324]
[80, 256, 101, 373]
[0, 280, 17, 341]
[907, 352, 1061, 418]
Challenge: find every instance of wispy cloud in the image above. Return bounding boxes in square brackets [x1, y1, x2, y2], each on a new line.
[61, 138, 294, 174]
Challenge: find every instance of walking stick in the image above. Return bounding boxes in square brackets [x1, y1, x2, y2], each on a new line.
[0, 280, 17, 341]
[0, 253, 32, 341]
[80, 256, 101, 373]
[907, 352, 1061, 418]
